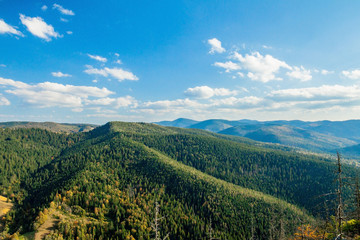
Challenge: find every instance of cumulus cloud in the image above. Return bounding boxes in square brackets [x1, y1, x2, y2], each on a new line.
[342, 69, 360, 80]
[87, 54, 107, 63]
[84, 65, 107, 77]
[53, 4, 75, 16]
[268, 85, 360, 102]
[0, 77, 114, 108]
[231, 52, 291, 82]
[208, 38, 226, 54]
[115, 96, 137, 108]
[0, 19, 23, 36]
[286, 66, 312, 81]
[51, 72, 72, 77]
[41, 5, 48, 11]
[184, 86, 238, 99]
[20, 14, 61, 41]
[84, 65, 139, 81]
[213, 61, 241, 72]
[0, 95, 10, 106]
[104, 68, 138, 81]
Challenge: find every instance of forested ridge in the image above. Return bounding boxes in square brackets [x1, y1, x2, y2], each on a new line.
[0, 122, 359, 239]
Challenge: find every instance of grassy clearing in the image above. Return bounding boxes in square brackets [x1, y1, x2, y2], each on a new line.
[34, 209, 60, 240]
[0, 195, 13, 218]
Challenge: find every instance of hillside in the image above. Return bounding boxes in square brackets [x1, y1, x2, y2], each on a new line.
[0, 121, 97, 133]
[0, 122, 358, 239]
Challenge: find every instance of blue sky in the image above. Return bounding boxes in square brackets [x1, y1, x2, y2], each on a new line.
[1, 0, 360, 124]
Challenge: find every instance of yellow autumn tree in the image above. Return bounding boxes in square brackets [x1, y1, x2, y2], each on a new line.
[291, 224, 324, 240]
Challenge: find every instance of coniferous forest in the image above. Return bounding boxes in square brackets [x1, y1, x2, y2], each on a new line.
[1, 122, 360, 239]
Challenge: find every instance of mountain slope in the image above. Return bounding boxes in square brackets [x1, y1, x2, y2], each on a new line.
[0, 121, 97, 133]
[2, 121, 357, 239]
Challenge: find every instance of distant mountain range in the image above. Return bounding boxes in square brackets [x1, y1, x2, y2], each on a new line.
[155, 118, 360, 156]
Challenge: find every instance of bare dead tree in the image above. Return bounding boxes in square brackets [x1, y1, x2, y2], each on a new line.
[336, 152, 344, 240]
[207, 218, 214, 240]
[151, 201, 169, 240]
[250, 203, 255, 240]
[354, 176, 360, 221]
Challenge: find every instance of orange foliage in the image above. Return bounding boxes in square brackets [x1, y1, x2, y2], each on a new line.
[291, 224, 324, 240]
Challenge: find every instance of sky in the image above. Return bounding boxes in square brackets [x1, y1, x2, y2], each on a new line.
[1, 0, 360, 124]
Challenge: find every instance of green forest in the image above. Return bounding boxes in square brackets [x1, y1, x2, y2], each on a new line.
[0, 122, 360, 239]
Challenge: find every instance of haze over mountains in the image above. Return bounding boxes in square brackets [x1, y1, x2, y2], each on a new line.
[156, 118, 360, 157]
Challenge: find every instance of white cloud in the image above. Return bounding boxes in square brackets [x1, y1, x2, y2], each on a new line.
[115, 96, 137, 108]
[0, 77, 30, 88]
[105, 67, 139, 81]
[143, 98, 201, 109]
[321, 69, 334, 75]
[84, 65, 139, 82]
[0, 95, 10, 106]
[87, 54, 107, 62]
[208, 38, 226, 54]
[0, 19, 23, 36]
[115, 59, 122, 64]
[213, 61, 241, 72]
[71, 108, 83, 112]
[184, 86, 238, 99]
[84, 65, 107, 77]
[86, 97, 115, 106]
[115, 53, 120, 57]
[53, 4, 75, 16]
[60, 18, 69, 23]
[268, 85, 360, 101]
[286, 66, 312, 81]
[20, 14, 61, 41]
[262, 45, 272, 49]
[232, 52, 292, 82]
[66, 31, 73, 35]
[237, 72, 244, 77]
[342, 69, 360, 80]
[0, 77, 114, 108]
[85, 96, 137, 108]
[0, 64, 6, 67]
[210, 96, 263, 108]
[51, 72, 72, 77]
[41, 5, 48, 11]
